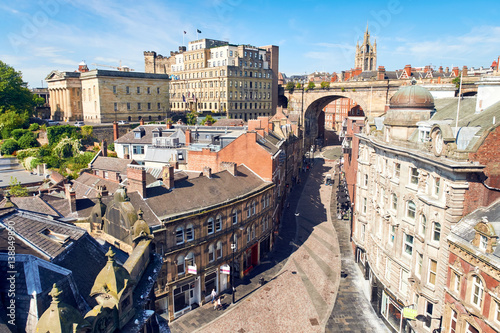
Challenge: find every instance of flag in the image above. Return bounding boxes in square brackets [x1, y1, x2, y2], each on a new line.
[196, 29, 202, 33]
[183, 31, 187, 34]
[182, 94, 186, 103]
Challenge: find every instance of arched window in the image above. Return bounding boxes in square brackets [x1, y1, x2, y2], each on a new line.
[419, 215, 427, 237]
[433, 222, 441, 242]
[186, 224, 194, 242]
[177, 255, 185, 275]
[215, 214, 222, 232]
[186, 252, 195, 268]
[247, 227, 251, 242]
[407, 201, 416, 219]
[252, 201, 256, 215]
[216, 241, 223, 259]
[233, 234, 238, 251]
[246, 204, 251, 218]
[232, 210, 238, 224]
[251, 224, 256, 239]
[207, 217, 215, 235]
[471, 275, 484, 308]
[208, 244, 215, 262]
[392, 193, 398, 211]
[176, 226, 184, 245]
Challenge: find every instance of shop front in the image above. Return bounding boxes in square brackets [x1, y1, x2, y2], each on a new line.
[260, 235, 271, 260]
[172, 278, 200, 319]
[203, 270, 217, 303]
[380, 290, 413, 333]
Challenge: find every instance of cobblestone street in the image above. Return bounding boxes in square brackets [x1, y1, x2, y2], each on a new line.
[169, 152, 388, 333]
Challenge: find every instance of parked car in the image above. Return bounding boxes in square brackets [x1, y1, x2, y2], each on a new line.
[45, 120, 60, 126]
[74, 121, 85, 127]
[118, 120, 128, 124]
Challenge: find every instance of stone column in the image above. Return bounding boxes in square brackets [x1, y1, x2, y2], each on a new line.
[65, 88, 72, 120]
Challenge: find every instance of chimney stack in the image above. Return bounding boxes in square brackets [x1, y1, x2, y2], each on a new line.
[166, 122, 172, 129]
[162, 164, 175, 190]
[140, 118, 145, 125]
[185, 129, 191, 145]
[203, 166, 212, 178]
[462, 66, 468, 76]
[127, 165, 147, 198]
[113, 121, 119, 141]
[220, 162, 237, 176]
[438, 66, 444, 74]
[404, 64, 412, 78]
[452, 67, 459, 77]
[101, 140, 107, 157]
[64, 184, 77, 213]
[97, 185, 108, 197]
[377, 66, 386, 80]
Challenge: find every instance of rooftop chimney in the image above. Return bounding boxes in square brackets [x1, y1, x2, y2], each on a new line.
[140, 118, 145, 125]
[203, 166, 212, 178]
[377, 66, 386, 80]
[162, 164, 175, 190]
[127, 165, 147, 198]
[64, 184, 77, 213]
[185, 129, 191, 145]
[101, 140, 107, 157]
[462, 66, 468, 76]
[404, 64, 412, 78]
[452, 67, 459, 77]
[220, 162, 237, 176]
[438, 66, 444, 74]
[113, 121, 119, 141]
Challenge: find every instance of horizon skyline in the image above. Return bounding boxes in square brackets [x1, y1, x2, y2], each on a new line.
[1, 0, 499, 88]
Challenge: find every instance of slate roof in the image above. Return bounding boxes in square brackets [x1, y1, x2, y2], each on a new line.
[90, 156, 134, 173]
[213, 119, 245, 126]
[256, 133, 281, 156]
[0, 196, 60, 217]
[0, 210, 86, 260]
[128, 165, 272, 225]
[449, 199, 500, 260]
[72, 172, 122, 199]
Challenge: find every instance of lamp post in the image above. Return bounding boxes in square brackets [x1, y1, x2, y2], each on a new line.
[231, 243, 236, 304]
[416, 315, 442, 333]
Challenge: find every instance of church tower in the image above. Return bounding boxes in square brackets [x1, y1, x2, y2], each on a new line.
[355, 24, 377, 72]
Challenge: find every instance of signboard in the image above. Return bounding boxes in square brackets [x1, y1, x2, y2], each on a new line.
[220, 264, 230, 275]
[188, 265, 197, 275]
[402, 307, 417, 320]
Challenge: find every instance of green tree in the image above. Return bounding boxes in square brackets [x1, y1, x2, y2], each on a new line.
[295, 82, 302, 89]
[202, 114, 215, 125]
[306, 81, 316, 91]
[0, 139, 19, 155]
[11, 128, 30, 140]
[0, 110, 29, 139]
[320, 81, 330, 89]
[29, 123, 40, 131]
[18, 132, 39, 149]
[285, 81, 295, 91]
[186, 112, 197, 125]
[452, 77, 461, 89]
[8, 177, 28, 197]
[0, 61, 39, 115]
[47, 125, 79, 146]
[81, 125, 93, 137]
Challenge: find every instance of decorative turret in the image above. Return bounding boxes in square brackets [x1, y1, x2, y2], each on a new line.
[35, 284, 86, 333]
[131, 208, 153, 244]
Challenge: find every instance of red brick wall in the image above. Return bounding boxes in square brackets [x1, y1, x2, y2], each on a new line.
[464, 125, 500, 215]
[187, 132, 273, 181]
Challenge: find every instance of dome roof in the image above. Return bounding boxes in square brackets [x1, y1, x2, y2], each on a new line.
[132, 209, 151, 241]
[390, 82, 434, 109]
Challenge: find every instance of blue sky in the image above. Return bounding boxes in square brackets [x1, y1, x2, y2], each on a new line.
[1, 0, 500, 88]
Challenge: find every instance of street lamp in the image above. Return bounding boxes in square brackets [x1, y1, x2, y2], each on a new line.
[231, 243, 236, 304]
[416, 315, 442, 333]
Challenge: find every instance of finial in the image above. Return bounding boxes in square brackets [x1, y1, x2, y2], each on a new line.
[137, 208, 144, 220]
[105, 247, 116, 262]
[49, 283, 63, 303]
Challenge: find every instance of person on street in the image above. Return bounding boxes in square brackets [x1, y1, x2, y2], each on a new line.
[211, 288, 217, 303]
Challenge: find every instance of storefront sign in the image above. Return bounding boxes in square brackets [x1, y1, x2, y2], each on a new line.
[220, 264, 230, 275]
[188, 265, 197, 275]
[402, 307, 417, 320]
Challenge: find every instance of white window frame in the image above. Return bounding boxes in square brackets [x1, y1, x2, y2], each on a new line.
[471, 275, 484, 308]
[176, 226, 184, 245]
[207, 217, 215, 235]
[428, 258, 437, 286]
[407, 201, 416, 220]
[410, 167, 419, 185]
[403, 233, 414, 256]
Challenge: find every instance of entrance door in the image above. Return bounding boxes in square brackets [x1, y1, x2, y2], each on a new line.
[251, 244, 259, 266]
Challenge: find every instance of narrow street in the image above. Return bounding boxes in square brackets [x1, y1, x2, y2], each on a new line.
[169, 150, 388, 332]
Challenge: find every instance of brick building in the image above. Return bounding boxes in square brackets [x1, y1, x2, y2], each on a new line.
[323, 97, 363, 131]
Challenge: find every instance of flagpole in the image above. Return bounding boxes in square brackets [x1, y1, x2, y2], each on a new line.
[183, 31, 185, 46]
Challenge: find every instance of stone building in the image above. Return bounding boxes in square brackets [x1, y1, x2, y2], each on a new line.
[350, 77, 500, 332]
[355, 25, 377, 72]
[86, 163, 274, 321]
[444, 200, 500, 333]
[45, 63, 170, 123]
[144, 38, 279, 121]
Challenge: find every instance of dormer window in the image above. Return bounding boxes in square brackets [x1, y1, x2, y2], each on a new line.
[134, 132, 141, 139]
[472, 218, 498, 253]
[479, 235, 488, 251]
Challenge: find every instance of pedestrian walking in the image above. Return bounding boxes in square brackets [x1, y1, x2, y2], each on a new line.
[217, 297, 222, 310]
[211, 288, 217, 303]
